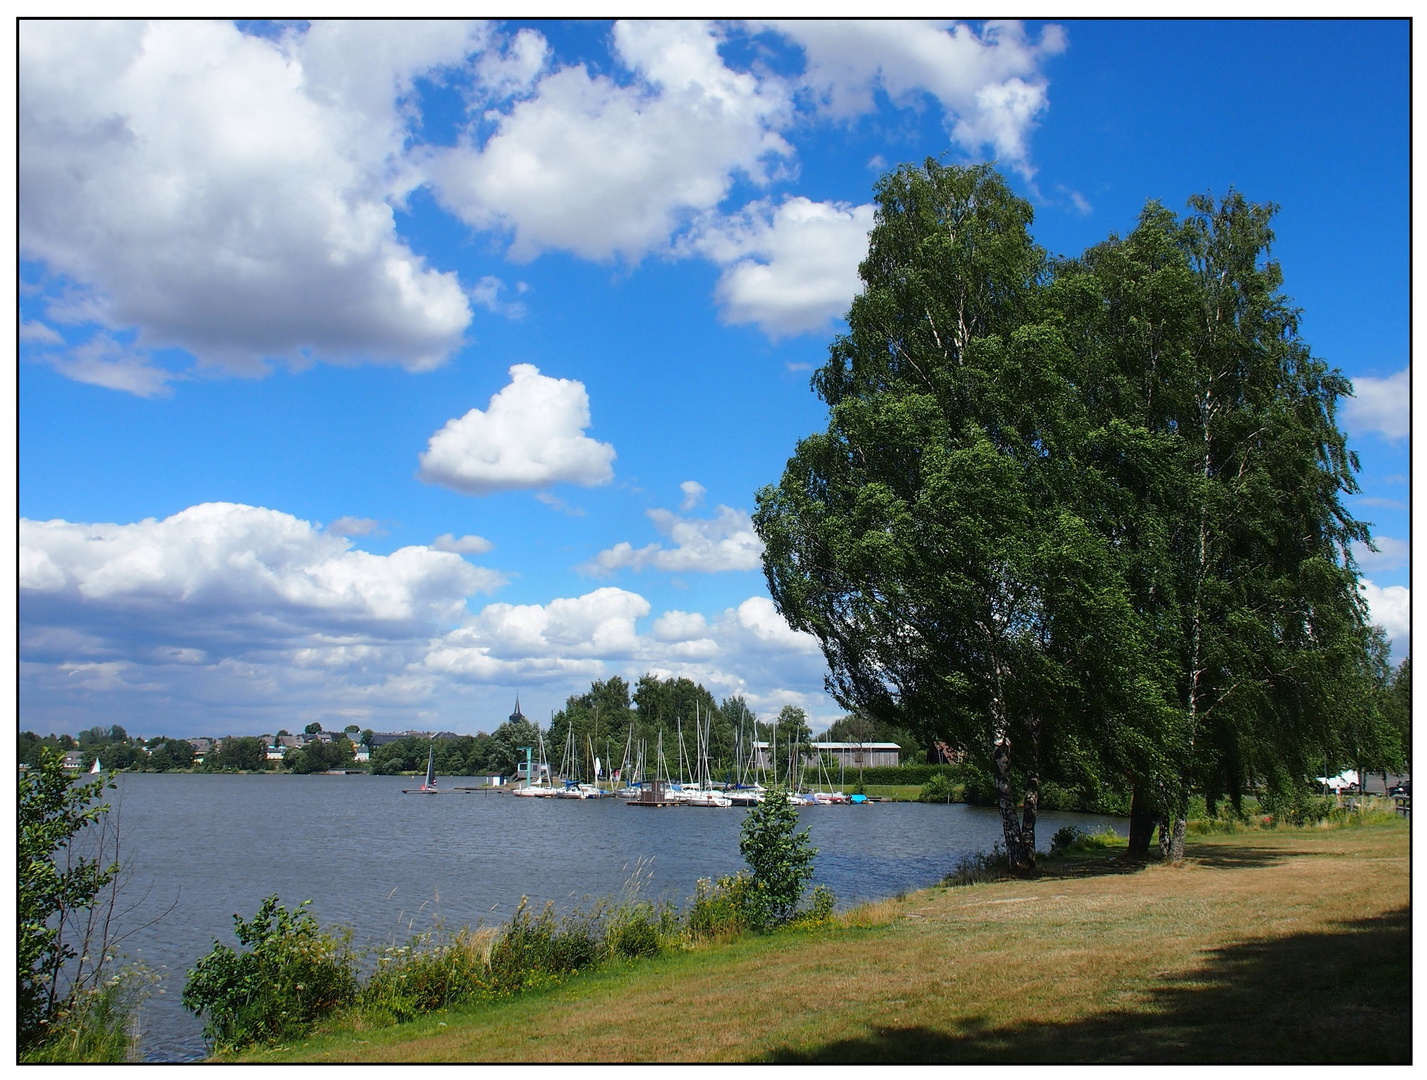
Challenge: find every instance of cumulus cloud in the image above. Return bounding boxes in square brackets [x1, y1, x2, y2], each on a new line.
[692, 196, 874, 337]
[19, 503, 505, 654]
[1343, 368, 1410, 442]
[432, 533, 495, 555]
[771, 19, 1065, 178]
[19, 20, 479, 378]
[585, 504, 764, 575]
[426, 20, 794, 263]
[1359, 578, 1410, 650]
[420, 589, 827, 721]
[423, 587, 651, 681]
[418, 364, 616, 495]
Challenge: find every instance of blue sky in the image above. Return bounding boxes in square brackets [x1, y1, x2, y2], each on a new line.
[18, 19, 1410, 741]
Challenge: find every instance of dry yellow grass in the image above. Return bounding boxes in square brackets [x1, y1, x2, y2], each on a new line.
[240, 821, 1410, 1064]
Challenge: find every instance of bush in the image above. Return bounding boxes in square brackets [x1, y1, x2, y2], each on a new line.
[918, 773, 958, 803]
[182, 896, 357, 1051]
[1048, 825, 1118, 857]
[739, 785, 818, 930]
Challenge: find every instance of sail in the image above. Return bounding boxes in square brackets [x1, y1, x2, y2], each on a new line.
[424, 745, 436, 789]
[89, 757, 101, 774]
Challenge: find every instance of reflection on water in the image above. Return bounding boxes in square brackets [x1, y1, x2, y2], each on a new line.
[103, 773, 1125, 1061]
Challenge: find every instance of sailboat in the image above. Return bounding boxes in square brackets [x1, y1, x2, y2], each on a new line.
[89, 756, 101, 774]
[401, 743, 439, 794]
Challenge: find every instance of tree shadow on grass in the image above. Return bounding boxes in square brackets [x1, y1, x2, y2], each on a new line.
[1038, 838, 1308, 882]
[761, 906, 1410, 1064]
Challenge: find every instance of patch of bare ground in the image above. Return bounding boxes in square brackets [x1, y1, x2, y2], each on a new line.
[246, 822, 1409, 1064]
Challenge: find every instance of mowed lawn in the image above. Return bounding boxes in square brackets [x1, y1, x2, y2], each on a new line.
[241, 821, 1410, 1064]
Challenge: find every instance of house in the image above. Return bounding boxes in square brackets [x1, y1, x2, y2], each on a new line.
[752, 741, 902, 770]
[266, 735, 303, 761]
[61, 750, 85, 770]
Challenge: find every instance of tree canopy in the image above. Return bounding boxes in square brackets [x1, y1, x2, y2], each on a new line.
[755, 159, 1385, 869]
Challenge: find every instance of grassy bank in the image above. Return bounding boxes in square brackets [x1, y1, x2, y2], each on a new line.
[233, 819, 1409, 1064]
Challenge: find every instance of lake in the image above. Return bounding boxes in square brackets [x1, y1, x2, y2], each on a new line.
[97, 772, 1126, 1061]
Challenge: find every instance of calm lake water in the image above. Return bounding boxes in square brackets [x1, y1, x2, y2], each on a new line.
[99, 772, 1126, 1061]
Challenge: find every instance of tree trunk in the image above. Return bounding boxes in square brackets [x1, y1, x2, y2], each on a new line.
[1167, 816, 1187, 861]
[991, 731, 1034, 872]
[1128, 785, 1156, 858]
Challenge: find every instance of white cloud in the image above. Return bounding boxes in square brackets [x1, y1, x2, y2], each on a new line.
[1343, 368, 1410, 442]
[424, 587, 651, 681]
[19, 20, 479, 378]
[426, 20, 793, 263]
[30, 332, 180, 398]
[19, 503, 504, 647]
[418, 363, 616, 495]
[692, 196, 874, 337]
[585, 504, 764, 575]
[432, 533, 495, 555]
[679, 481, 707, 511]
[1359, 578, 1410, 649]
[772, 19, 1065, 178]
[1352, 536, 1410, 573]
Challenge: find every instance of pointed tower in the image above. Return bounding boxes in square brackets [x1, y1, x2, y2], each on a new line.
[510, 696, 526, 725]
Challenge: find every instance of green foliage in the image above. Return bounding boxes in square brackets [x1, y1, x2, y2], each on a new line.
[686, 873, 755, 942]
[19, 966, 156, 1063]
[208, 736, 266, 772]
[1048, 825, 1119, 857]
[182, 896, 357, 1051]
[739, 786, 819, 929]
[18, 747, 123, 1051]
[918, 773, 957, 803]
[359, 928, 496, 1024]
[285, 737, 354, 774]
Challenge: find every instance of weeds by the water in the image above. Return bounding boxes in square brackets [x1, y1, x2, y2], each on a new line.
[942, 846, 1013, 887]
[19, 965, 156, 1063]
[188, 857, 837, 1054]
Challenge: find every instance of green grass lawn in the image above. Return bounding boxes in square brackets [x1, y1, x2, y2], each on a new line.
[232, 820, 1410, 1064]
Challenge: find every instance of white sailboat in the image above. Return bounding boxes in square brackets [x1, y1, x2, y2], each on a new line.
[401, 742, 439, 794]
[89, 756, 101, 774]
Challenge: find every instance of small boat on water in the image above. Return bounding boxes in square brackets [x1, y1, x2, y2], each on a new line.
[401, 744, 439, 794]
[89, 757, 102, 774]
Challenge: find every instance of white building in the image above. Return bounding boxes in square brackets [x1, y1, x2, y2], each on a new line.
[752, 741, 902, 770]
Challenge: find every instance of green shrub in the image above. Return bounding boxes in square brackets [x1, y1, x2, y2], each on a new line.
[918, 773, 957, 803]
[182, 896, 357, 1051]
[1048, 825, 1118, 857]
[739, 785, 818, 930]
